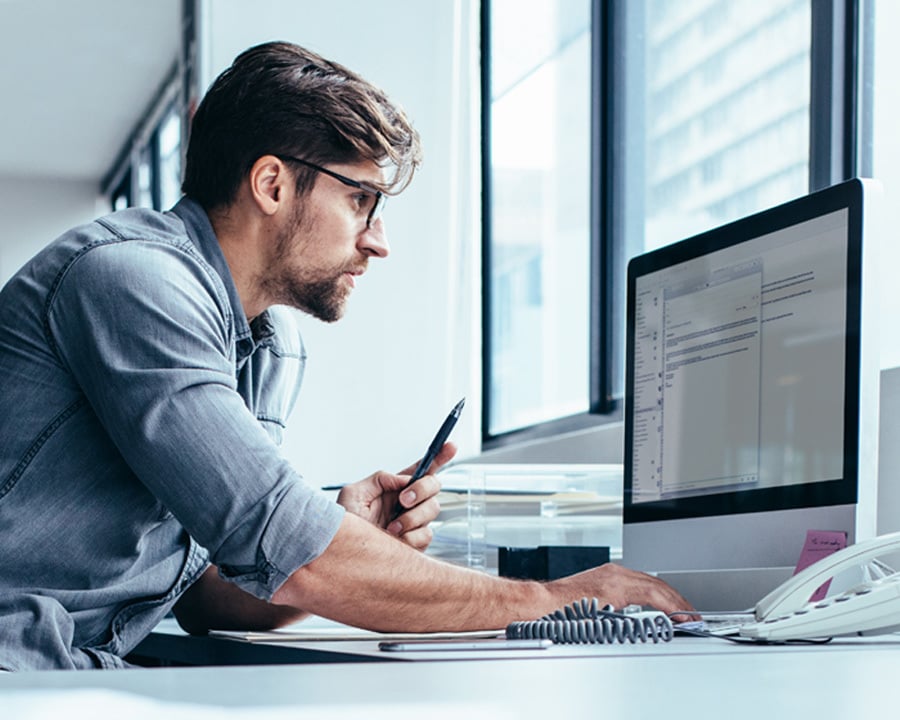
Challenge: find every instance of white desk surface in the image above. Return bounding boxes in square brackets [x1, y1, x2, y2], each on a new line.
[197, 626, 900, 662]
[139, 615, 900, 661]
[4, 633, 900, 718]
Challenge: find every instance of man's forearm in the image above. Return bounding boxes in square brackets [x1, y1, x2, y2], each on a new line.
[272, 512, 554, 632]
[174, 566, 310, 634]
[180, 511, 692, 635]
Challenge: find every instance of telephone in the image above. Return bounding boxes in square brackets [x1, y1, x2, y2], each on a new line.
[738, 531, 900, 641]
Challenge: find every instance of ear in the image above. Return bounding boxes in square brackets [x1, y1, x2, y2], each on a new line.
[248, 155, 291, 215]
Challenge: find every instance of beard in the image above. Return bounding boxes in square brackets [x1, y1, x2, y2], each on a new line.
[260, 207, 355, 323]
[279, 273, 349, 323]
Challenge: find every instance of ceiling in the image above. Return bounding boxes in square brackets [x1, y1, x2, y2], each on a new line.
[0, 0, 181, 183]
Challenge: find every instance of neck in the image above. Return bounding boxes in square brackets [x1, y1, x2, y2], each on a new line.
[208, 203, 273, 320]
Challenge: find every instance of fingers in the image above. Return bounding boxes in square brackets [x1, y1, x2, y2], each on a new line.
[385, 467, 443, 551]
[397, 441, 458, 477]
[391, 523, 435, 551]
[549, 563, 698, 618]
[394, 472, 441, 513]
[387, 495, 441, 538]
[619, 565, 697, 616]
[642, 578, 697, 619]
[430, 441, 458, 472]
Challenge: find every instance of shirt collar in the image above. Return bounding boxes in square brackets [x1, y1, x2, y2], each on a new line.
[170, 197, 274, 351]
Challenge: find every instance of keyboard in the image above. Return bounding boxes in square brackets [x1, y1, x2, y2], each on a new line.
[678, 612, 756, 636]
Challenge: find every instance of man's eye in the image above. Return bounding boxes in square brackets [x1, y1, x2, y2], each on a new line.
[355, 193, 374, 212]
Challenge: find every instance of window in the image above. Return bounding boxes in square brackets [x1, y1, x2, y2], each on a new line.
[483, 0, 861, 446]
[483, 0, 594, 437]
[110, 173, 131, 212]
[103, 76, 184, 213]
[157, 102, 183, 210]
[618, 0, 813, 400]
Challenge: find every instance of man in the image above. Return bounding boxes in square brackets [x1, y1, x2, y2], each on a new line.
[0, 41, 692, 671]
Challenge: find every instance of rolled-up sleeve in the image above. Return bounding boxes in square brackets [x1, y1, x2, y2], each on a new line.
[46, 238, 343, 600]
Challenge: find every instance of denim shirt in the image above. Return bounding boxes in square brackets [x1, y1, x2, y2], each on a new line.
[0, 198, 344, 670]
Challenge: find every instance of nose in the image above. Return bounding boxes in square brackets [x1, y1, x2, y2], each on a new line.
[359, 217, 390, 258]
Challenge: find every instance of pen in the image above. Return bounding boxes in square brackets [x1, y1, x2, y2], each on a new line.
[392, 397, 465, 519]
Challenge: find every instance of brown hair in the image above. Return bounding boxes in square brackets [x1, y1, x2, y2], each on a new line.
[182, 41, 422, 210]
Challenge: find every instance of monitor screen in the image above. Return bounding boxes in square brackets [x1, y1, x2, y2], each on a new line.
[622, 178, 881, 611]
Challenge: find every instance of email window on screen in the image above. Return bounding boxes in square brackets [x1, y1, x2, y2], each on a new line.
[631, 210, 848, 503]
[662, 261, 763, 494]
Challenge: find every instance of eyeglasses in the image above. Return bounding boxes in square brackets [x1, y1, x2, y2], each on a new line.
[279, 155, 386, 228]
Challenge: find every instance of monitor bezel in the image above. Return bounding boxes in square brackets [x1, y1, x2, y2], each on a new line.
[623, 179, 865, 525]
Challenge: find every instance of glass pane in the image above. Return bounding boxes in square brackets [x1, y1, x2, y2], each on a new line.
[137, 146, 154, 209]
[617, 0, 811, 396]
[158, 103, 182, 210]
[488, 0, 593, 435]
[111, 172, 131, 211]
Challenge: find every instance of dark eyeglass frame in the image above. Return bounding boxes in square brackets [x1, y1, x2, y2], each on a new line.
[278, 155, 386, 228]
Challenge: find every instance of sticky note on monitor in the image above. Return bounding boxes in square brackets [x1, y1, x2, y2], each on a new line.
[793, 529, 848, 602]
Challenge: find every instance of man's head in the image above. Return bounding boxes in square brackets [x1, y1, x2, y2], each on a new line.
[182, 41, 422, 211]
[182, 42, 422, 323]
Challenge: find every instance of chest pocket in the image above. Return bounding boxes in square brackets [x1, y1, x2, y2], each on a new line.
[236, 310, 306, 448]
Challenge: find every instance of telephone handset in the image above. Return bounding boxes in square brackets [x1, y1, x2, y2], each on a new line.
[739, 531, 900, 640]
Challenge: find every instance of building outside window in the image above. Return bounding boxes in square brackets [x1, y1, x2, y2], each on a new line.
[484, 0, 820, 442]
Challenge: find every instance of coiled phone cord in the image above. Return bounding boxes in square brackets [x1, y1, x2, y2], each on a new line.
[506, 597, 675, 644]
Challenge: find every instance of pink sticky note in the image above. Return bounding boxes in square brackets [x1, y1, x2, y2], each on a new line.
[793, 530, 848, 602]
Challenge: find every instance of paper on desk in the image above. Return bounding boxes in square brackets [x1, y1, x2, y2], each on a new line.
[210, 623, 504, 643]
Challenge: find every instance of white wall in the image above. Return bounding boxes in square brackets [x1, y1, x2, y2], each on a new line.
[198, 0, 482, 486]
[0, 176, 105, 285]
[871, 1, 900, 370]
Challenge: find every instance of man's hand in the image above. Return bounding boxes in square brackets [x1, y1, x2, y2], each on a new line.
[547, 562, 697, 620]
[336, 442, 457, 551]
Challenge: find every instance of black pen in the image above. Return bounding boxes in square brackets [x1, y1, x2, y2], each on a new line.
[392, 397, 465, 519]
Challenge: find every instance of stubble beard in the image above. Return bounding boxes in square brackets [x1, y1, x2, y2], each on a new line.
[263, 207, 351, 324]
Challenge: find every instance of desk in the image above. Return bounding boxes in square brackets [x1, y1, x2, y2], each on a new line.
[132, 616, 900, 665]
[134, 617, 698, 665]
[4, 636, 900, 718]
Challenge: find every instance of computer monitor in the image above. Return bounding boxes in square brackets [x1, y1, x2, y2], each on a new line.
[622, 178, 881, 612]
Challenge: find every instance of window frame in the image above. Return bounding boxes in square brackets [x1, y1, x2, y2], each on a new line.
[480, 0, 866, 450]
[101, 70, 184, 212]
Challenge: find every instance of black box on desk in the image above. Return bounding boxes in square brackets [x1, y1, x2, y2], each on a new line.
[498, 545, 610, 581]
